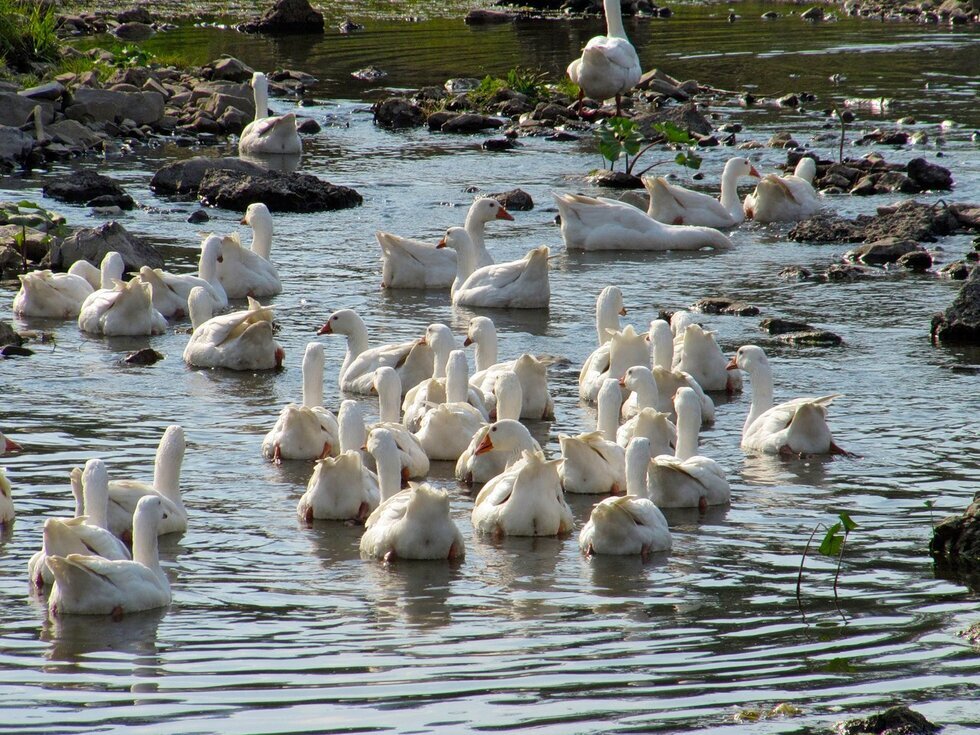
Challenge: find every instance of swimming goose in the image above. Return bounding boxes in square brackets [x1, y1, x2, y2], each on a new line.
[566, 0, 641, 116]
[0, 468, 12, 527]
[184, 289, 284, 370]
[579, 324, 648, 403]
[646, 157, 761, 228]
[318, 309, 433, 395]
[217, 205, 282, 299]
[646, 319, 716, 423]
[13, 269, 93, 319]
[727, 344, 847, 456]
[647, 388, 731, 509]
[29, 461, 131, 589]
[77, 276, 167, 336]
[47, 494, 171, 617]
[438, 227, 550, 309]
[560, 378, 627, 494]
[262, 342, 339, 463]
[743, 157, 821, 224]
[672, 318, 742, 394]
[579, 437, 672, 557]
[138, 234, 228, 318]
[617, 366, 677, 452]
[239, 71, 301, 156]
[554, 192, 734, 252]
[377, 198, 514, 289]
[413, 351, 486, 461]
[359, 479, 465, 562]
[371, 367, 430, 479]
[106, 425, 187, 540]
[472, 450, 573, 537]
[577, 286, 632, 403]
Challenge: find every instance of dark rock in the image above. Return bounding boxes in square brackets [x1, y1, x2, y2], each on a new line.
[876, 170, 921, 194]
[825, 263, 877, 281]
[938, 261, 974, 280]
[692, 297, 760, 316]
[931, 264, 980, 344]
[87, 193, 135, 210]
[117, 7, 152, 23]
[488, 188, 533, 211]
[845, 238, 924, 266]
[1, 344, 33, 358]
[0, 320, 24, 347]
[0, 125, 34, 168]
[48, 221, 163, 273]
[483, 137, 521, 152]
[780, 265, 816, 281]
[43, 170, 131, 206]
[788, 215, 865, 243]
[351, 66, 387, 81]
[373, 97, 424, 129]
[497, 98, 534, 116]
[897, 249, 933, 271]
[861, 200, 961, 243]
[838, 705, 940, 735]
[239, 0, 325, 34]
[124, 347, 164, 365]
[205, 57, 255, 83]
[197, 169, 363, 213]
[44, 119, 104, 149]
[634, 103, 713, 138]
[777, 330, 843, 346]
[777, 93, 799, 108]
[801, 6, 825, 20]
[337, 17, 363, 33]
[531, 102, 575, 122]
[907, 157, 953, 190]
[427, 111, 455, 131]
[187, 209, 210, 224]
[589, 170, 644, 189]
[296, 117, 320, 134]
[548, 131, 579, 142]
[950, 204, 980, 231]
[759, 317, 813, 334]
[18, 81, 64, 101]
[67, 88, 164, 126]
[113, 22, 155, 41]
[441, 113, 504, 134]
[216, 106, 249, 134]
[465, 9, 516, 23]
[767, 131, 799, 149]
[150, 156, 268, 195]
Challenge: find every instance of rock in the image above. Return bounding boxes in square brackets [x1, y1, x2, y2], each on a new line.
[66, 88, 164, 126]
[205, 57, 255, 83]
[216, 106, 250, 134]
[124, 347, 164, 365]
[931, 265, 980, 344]
[777, 330, 843, 346]
[42, 170, 132, 207]
[117, 7, 153, 23]
[760, 317, 813, 334]
[692, 297, 760, 316]
[0, 91, 44, 127]
[113, 22, 155, 41]
[444, 78, 481, 95]
[372, 97, 424, 129]
[825, 263, 877, 281]
[589, 170, 644, 189]
[861, 199, 961, 243]
[634, 103, 713, 138]
[150, 156, 269, 195]
[465, 9, 516, 23]
[296, 117, 320, 134]
[844, 238, 924, 266]
[197, 169, 363, 213]
[801, 6, 825, 20]
[0, 126, 34, 167]
[239, 0, 325, 34]
[48, 221, 163, 273]
[426, 111, 455, 131]
[777, 93, 799, 108]
[950, 204, 980, 231]
[1, 344, 33, 358]
[187, 209, 210, 224]
[875, 170, 920, 194]
[938, 261, 974, 280]
[441, 113, 504, 133]
[779, 265, 814, 281]
[0, 320, 24, 347]
[351, 66, 387, 81]
[907, 157, 953, 190]
[837, 705, 940, 735]
[789, 215, 865, 243]
[483, 137, 521, 152]
[87, 194, 135, 210]
[897, 249, 933, 271]
[18, 82, 64, 101]
[44, 119, 103, 149]
[488, 188, 533, 211]
[337, 18, 363, 33]
[767, 131, 799, 148]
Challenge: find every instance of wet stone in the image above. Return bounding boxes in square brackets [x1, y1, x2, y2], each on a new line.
[777, 330, 843, 346]
[931, 264, 980, 344]
[838, 705, 940, 735]
[759, 317, 813, 334]
[372, 97, 424, 129]
[124, 348, 165, 365]
[692, 297, 760, 316]
[43, 170, 131, 206]
[845, 237, 925, 266]
[906, 157, 953, 190]
[483, 138, 521, 152]
[896, 249, 933, 271]
[488, 188, 533, 211]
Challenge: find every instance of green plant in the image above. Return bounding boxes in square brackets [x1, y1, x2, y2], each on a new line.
[551, 76, 579, 100]
[0, 0, 59, 71]
[112, 43, 154, 69]
[797, 511, 859, 605]
[595, 117, 703, 176]
[504, 66, 548, 99]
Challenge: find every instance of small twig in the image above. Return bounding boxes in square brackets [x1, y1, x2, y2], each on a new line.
[796, 523, 825, 604]
[833, 529, 848, 600]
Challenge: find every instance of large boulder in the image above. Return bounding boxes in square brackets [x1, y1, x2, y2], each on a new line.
[42, 170, 134, 209]
[931, 265, 980, 344]
[633, 103, 714, 138]
[239, 0, 325, 34]
[0, 126, 34, 169]
[0, 91, 43, 127]
[47, 221, 163, 273]
[43, 119, 104, 149]
[150, 156, 268, 195]
[65, 88, 164, 126]
[907, 157, 953, 191]
[197, 169, 363, 212]
[373, 97, 424, 129]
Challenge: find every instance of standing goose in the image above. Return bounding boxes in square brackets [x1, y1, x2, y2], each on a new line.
[47, 495, 171, 617]
[559, 378, 627, 495]
[727, 344, 847, 456]
[262, 342, 339, 463]
[238, 71, 301, 156]
[743, 157, 821, 223]
[217, 205, 282, 299]
[645, 157, 761, 228]
[472, 450, 573, 537]
[579, 437, 672, 557]
[183, 289, 284, 371]
[376, 198, 514, 289]
[566, 0, 642, 116]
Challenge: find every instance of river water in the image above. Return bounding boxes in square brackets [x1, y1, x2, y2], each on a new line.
[1, 3, 979, 733]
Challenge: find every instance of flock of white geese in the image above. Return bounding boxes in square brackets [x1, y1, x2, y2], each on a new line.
[1, 0, 839, 620]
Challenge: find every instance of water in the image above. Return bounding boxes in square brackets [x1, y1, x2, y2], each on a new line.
[2, 3, 980, 733]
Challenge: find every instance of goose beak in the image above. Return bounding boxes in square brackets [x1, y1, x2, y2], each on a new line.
[619, 307, 627, 316]
[239, 216, 248, 225]
[4, 437, 22, 453]
[275, 347, 285, 369]
[463, 337, 473, 346]
[435, 237, 447, 249]
[618, 376, 626, 387]
[496, 207, 514, 221]
[475, 434, 494, 455]
[318, 322, 333, 335]
[370, 386, 377, 394]
[749, 165, 761, 178]
[726, 356, 738, 370]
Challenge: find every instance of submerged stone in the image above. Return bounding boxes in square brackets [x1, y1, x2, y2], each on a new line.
[837, 705, 940, 735]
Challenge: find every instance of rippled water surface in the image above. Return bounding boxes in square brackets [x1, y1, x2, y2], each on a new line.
[1, 4, 979, 733]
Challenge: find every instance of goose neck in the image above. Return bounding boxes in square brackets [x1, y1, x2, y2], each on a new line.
[338, 403, 366, 454]
[252, 75, 269, 123]
[132, 505, 161, 570]
[446, 351, 469, 404]
[625, 441, 651, 497]
[674, 399, 700, 461]
[474, 332, 497, 373]
[718, 162, 743, 215]
[375, 448, 402, 502]
[745, 364, 774, 435]
[302, 347, 325, 408]
[604, 0, 627, 38]
[153, 429, 185, 503]
[596, 382, 621, 441]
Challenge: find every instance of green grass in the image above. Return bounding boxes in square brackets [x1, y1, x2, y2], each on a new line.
[0, 0, 59, 72]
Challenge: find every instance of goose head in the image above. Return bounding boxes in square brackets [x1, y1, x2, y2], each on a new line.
[468, 197, 514, 224]
[435, 226, 473, 252]
[463, 315, 495, 347]
[317, 308, 361, 336]
[727, 344, 768, 374]
[475, 419, 529, 455]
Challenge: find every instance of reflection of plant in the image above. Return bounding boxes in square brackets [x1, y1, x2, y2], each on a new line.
[596, 117, 703, 176]
[797, 511, 858, 607]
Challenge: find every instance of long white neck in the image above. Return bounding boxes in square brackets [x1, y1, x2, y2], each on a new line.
[494, 372, 522, 421]
[100, 252, 124, 290]
[338, 401, 366, 454]
[131, 501, 162, 571]
[430, 327, 454, 379]
[250, 212, 273, 259]
[252, 74, 269, 123]
[152, 426, 184, 501]
[302, 343, 325, 408]
[625, 438, 651, 497]
[649, 319, 673, 369]
[375, 368, 401, 424]
[341, 316, 370, 377]
[633, 370, 659, 409]
[674, 390, 701, 461]
[472, 322, 498, 372]
[604, 0, 627, 39]
[188, 287, 212, 330]
[446, 350, 469, 404]
[450, 233, 477, 295]
[371, 433, 402, 502]
[744, 361, 774, 436]
[81, 461, 110, 529]
[198, 237, 220, 283]
[596, 379, 621, 441]
[69, 467, 84, 518]
[719, 159, 743, 216]
[464, 205, 489, 256]
[596, 288, 622, 345]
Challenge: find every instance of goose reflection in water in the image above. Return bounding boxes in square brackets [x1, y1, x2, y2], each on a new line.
[360, 557, 460, 629]
[41, 606, 167, 664]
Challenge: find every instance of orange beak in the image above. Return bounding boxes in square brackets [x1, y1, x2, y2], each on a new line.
[239, 216, 247, 225]
[618, 376, 626, 387]
[726, 356, 738, 370]
[749, 166, 761, 178]
[496, 207, 514, 221]
[475, 434, 494, 455]
[436, 237, 447, 249]
[463, 337, 473, 346]
[318, 322, 333, 335]
[418, 336, 427, 345]
[619, 307, 627, 316]
[4, 437, 22, 453]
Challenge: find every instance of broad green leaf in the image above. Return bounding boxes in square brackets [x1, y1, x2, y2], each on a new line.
[818, 522, 843, 556]
[839, 511, 858, 532]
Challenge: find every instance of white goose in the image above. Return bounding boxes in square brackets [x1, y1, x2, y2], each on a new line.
[566, 0, 641, 116]
[28, 461, 131, 589]
[559, 378, 627, 495]
[647, 388, 731, 509]
[47, 494, 171, 617]
[727, 344, 846, 456]
[318, 309, 432, 395]
[359, 479, 465, 562]
[0, 468, 12, 528]
[743, 157, 821, 224]
[239, 71, 301, 156]
[672, 315, 742, 394]
[579, 324, 648, 404]
[376, 198, 514, 289]
[106, 425, 187, 541]
[371, 367, 430, 480]
[438, 227, 550, 309]
[577, 286, 629, 403]
[645, 157, 761, 228]
[553, 192, 734, 252]
[77, 276, 167, 336]
[138, 234, 228, 318]
[456, 373, 540, 485]
[262, 342, 339, 463]
[13, 269, 93, 319]
[617, 366, 676, 453]
[413, 351, 486, 462]
[579, 437, 672, 557]
[647, 319, 716, 423]
[183, 289, 284, 371]
[472, 450, 573, 537]
[217, 204, 282, 299]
